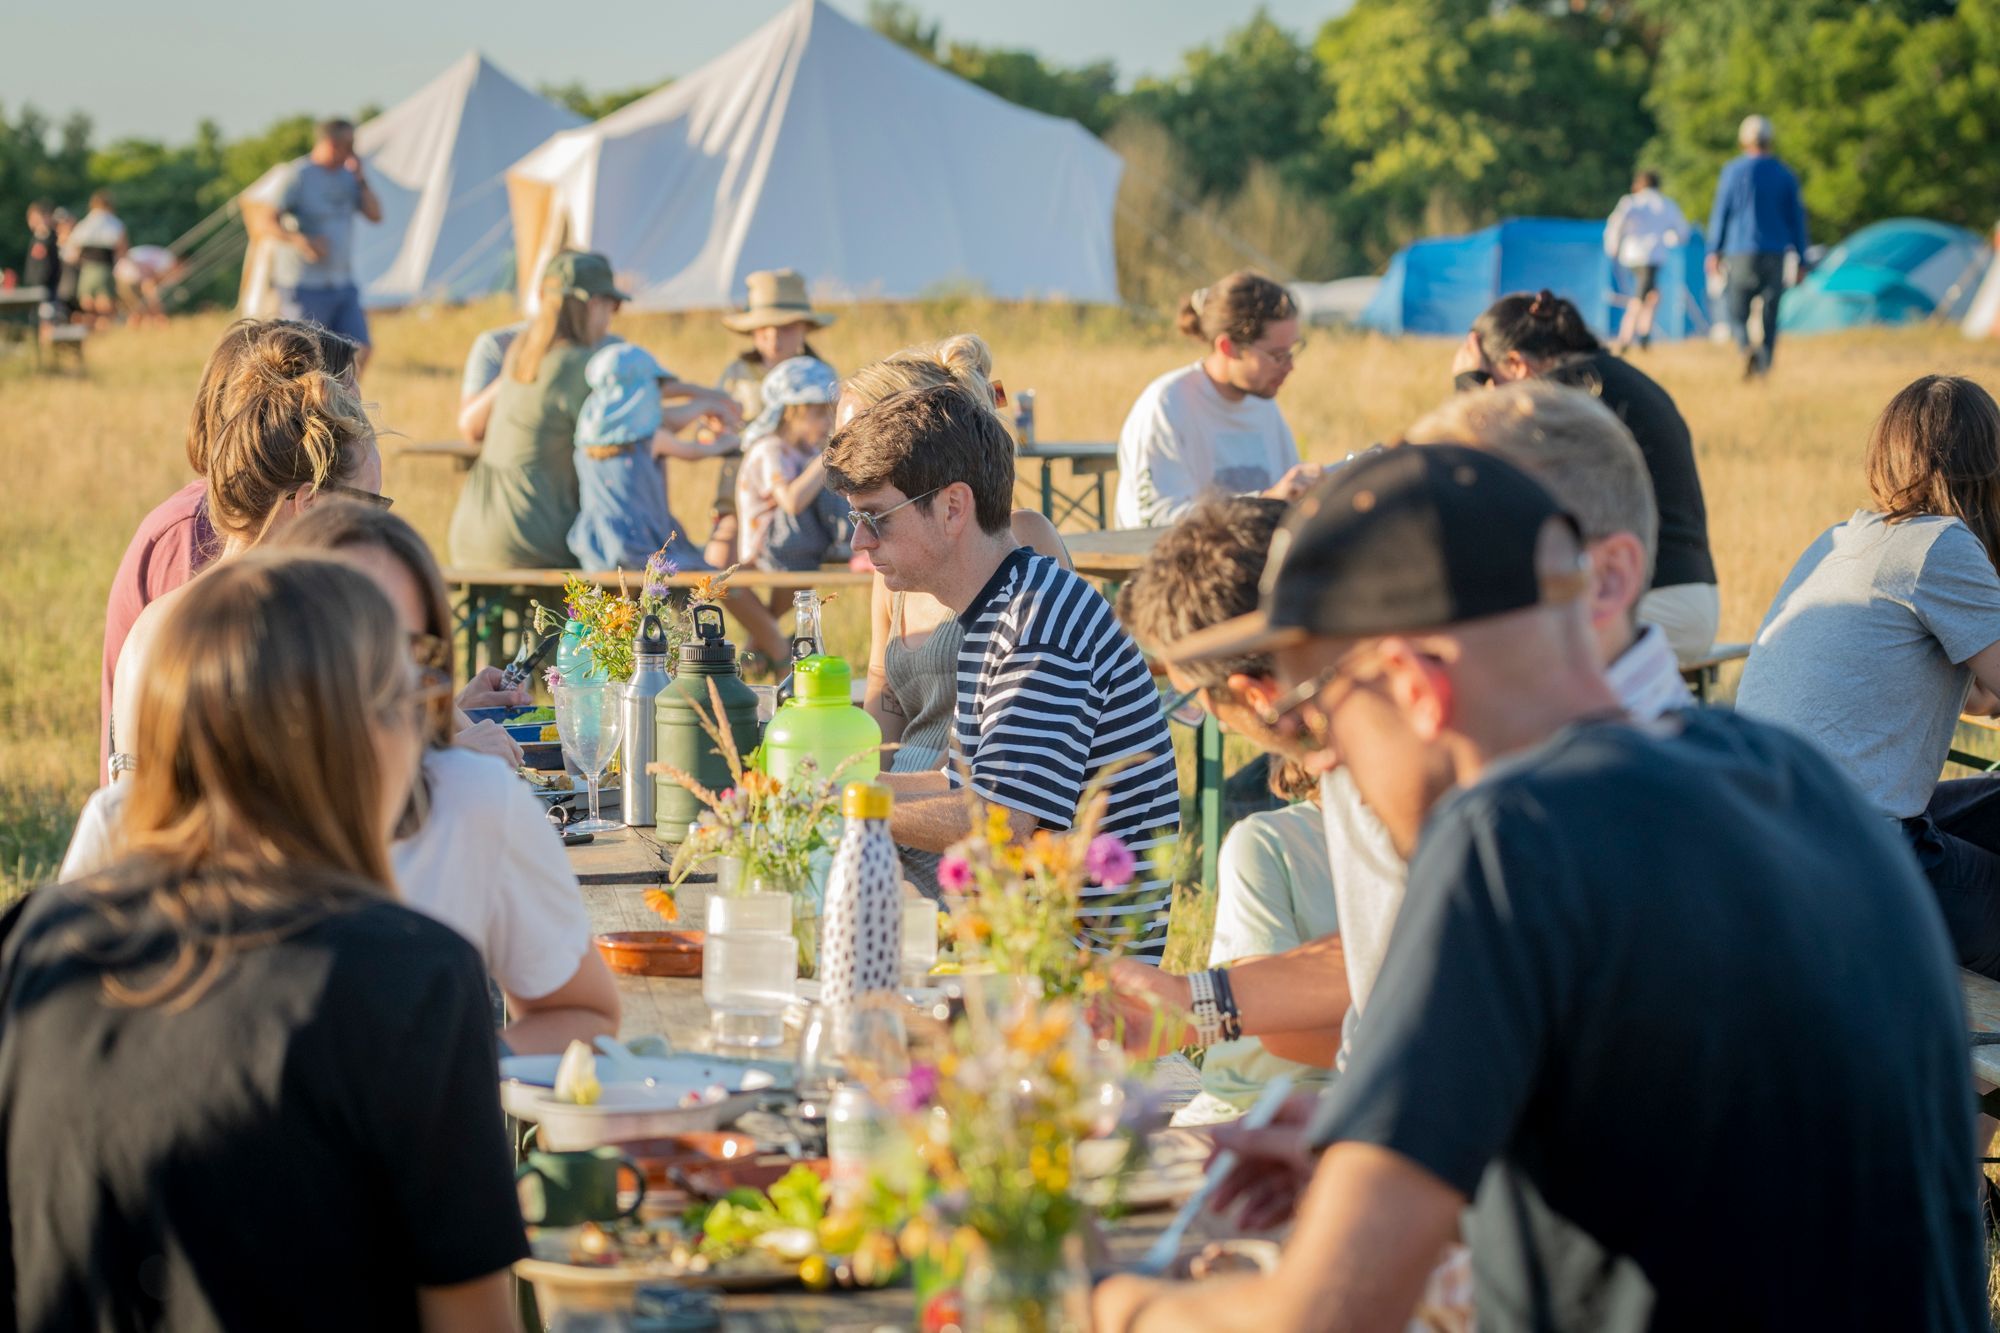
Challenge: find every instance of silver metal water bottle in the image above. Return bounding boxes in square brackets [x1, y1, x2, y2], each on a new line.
[620, 614, 671, 827]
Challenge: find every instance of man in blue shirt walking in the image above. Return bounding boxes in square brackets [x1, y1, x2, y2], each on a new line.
[1707, 114, 1808, 378]
[272, 118, 383, 378]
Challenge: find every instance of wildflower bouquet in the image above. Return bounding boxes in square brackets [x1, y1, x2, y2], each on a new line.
[935, 790, 1141, 1000]
[532, 544, 717, 684]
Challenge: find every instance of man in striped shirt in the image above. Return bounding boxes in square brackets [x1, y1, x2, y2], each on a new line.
[825, 383, 1182, 958]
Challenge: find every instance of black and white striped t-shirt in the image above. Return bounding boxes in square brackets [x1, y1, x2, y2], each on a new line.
[949, 549, 1181, 959]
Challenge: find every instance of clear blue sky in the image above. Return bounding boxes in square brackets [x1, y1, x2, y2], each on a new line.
[11, 1, 1347, 143]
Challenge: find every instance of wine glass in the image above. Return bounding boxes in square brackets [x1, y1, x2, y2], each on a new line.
[555, 683, 625, 834]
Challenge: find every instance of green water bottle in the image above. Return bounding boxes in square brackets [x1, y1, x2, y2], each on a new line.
[654, 603, 763, 842]
[760, 655, 882, 788]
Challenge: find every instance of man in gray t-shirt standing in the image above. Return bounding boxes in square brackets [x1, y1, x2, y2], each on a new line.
[272, 117, 381, 374]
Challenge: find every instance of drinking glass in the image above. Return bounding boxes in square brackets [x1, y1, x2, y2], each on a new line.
[556, 683, 625, 834]
[703, 931, 796, 1048]
[900, 897, 939, 985]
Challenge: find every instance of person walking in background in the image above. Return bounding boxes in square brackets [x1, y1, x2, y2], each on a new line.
[1114, 271, 1319, 530]
[1604, 169, 1688, 353]
[64, 190, 127, 327]
[20, 201, 59, 298]
[271, 118, 382, 377]
[1708, 114, 1808, 379]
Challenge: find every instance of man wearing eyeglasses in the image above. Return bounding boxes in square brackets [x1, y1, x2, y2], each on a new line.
[1114, 271, 1321, 530]
[825, 383, 1182, 958]
[1094, 440, 1980, 1329]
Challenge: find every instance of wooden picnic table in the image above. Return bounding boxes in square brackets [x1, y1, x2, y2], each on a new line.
[553, 835, 1198, 1329]
[1019, 440, 1118, 529]
[1065, 526, 1163, 582]
[399, 438, 1121, 532]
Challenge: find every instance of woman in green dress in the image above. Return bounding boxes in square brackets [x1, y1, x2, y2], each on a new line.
[448, 252, 626, 569]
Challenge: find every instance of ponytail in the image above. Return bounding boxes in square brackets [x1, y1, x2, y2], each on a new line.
[1473, 289, 1602, 364]
[1180, 271, 1295, 348]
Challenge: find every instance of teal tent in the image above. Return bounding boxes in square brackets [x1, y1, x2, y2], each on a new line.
[1779, 219, 1989, 334]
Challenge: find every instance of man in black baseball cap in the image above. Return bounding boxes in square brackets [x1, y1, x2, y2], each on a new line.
[1096, 447, 1981, 1332]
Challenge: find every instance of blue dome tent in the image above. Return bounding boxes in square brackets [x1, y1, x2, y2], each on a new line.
[1360, 217, 1710, 340]
[1779, 219, 1989, 334]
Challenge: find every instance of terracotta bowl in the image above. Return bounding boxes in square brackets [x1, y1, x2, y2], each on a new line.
[594, 930, 704, 977]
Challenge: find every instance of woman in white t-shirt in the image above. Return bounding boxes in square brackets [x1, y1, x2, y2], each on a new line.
[1736, 375, 2000, 978]
[65, 503, 622, 1052]
[1113, 271, 1318, 529]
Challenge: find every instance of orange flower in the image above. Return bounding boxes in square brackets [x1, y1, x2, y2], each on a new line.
[643, 889, 679, 923]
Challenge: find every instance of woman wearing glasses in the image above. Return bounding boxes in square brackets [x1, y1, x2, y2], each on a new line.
[66, 505, 622, 1055]
[5, 554, 527, 1330]
[1112, 271, 1320, 530]
[842, 335, 1072, 896]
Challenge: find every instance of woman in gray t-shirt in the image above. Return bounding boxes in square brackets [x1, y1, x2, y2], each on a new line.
[1735, 375, 2000, 977]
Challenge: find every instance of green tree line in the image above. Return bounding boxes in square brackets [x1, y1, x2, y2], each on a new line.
[5, 0, 1997, 310]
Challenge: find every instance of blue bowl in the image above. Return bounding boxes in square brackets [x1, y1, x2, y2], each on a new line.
[463, 706, 509, 725]
[505, 722, 548, 742]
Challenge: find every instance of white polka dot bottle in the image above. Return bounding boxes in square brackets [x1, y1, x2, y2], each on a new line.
[818, 783, 901, 1011]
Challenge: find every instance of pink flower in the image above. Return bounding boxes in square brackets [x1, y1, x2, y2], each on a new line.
[937, 854, 973, 892]
[890, 1064, 941, 1114]
[1085, 835, 1135, 887]
[543, 665, 563, 690]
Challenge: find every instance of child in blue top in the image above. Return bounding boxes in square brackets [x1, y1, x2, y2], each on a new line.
[567, 342, 736, 573]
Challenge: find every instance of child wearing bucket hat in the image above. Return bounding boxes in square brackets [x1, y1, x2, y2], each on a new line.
[733, 355, 847, 574]
[567, 341, 728, 573]
[705, 269, 836, 569]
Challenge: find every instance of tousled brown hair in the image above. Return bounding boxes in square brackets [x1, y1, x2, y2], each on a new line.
[1116, 496, 1312, 798]
[825, 383, 1014, 535]
[187, 318, 359, 475]
[88, 553, 416, 1009]
[200, 324, 375, 547]
[1867, 375, 2000, 569]
[1178, 271, 1296, 349]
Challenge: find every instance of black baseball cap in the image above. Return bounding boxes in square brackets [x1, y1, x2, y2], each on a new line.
[1165, 444, 1585, 663]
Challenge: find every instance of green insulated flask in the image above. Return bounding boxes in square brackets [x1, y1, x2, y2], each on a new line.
[653, 603, 763, 843]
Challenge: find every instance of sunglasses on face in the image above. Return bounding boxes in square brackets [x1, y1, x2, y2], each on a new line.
[846, 487, 941, 539]
[1248, 337, 1308, 365]
[1251, 646, 1383, 736]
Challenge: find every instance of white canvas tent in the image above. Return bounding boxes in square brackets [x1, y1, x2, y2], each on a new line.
[505, 0, 1124, 311]
[1964, 224, 2000, 337]
[238, 53, 584, 314]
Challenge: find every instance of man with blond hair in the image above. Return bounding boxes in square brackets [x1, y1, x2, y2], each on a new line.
[1095, 439, 1979, 1333]
[1112, 382, 1689, 1070]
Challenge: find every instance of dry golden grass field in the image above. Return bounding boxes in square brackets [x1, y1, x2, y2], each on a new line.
[5, 299, 1999, 905]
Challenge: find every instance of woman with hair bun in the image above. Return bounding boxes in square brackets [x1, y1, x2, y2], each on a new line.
[107, 322, 383, 778]
[1113, 271, 1318, 529]
[98, 318, 360, 781]
[1453, 288, 1719, 662]
[840, 333, 1072, 894]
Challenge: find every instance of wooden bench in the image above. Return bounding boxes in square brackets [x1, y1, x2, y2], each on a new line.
[404, 439, 1119, 530]
[442, 565, 872, 680]
[1961, 969, 2000, 1125]
[1680, 641, 1750, 704]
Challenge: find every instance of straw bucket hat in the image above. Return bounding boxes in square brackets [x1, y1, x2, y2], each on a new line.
[722, 268, 835, 333]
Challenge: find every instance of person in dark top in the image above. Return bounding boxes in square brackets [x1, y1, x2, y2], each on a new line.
[1094, 446, 1982, 1333]
[19, 200, 58, 294]
[1451, 288, 1719, 663]
[0, 554, 526, 1332]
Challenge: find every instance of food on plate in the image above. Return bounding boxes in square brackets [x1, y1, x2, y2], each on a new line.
[510, 705, 556, 725]
[553, 1041, 600, 1107]
[519, 769, 574, 792]
[540, 725, 561, 742]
